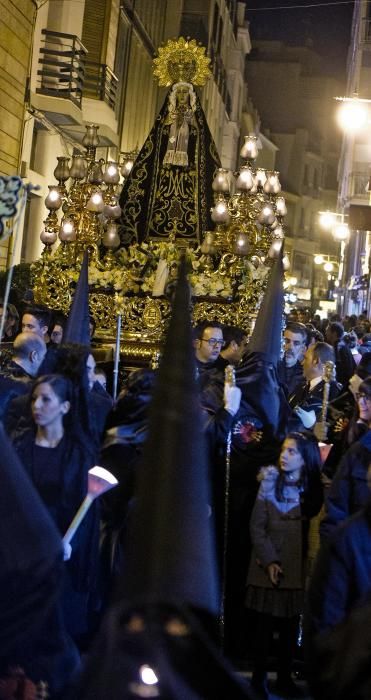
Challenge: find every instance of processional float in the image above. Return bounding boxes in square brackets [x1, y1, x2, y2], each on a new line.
[29, 37, 288, 366]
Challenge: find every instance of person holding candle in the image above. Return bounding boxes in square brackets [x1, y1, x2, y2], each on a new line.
[12, 374, 101, 649]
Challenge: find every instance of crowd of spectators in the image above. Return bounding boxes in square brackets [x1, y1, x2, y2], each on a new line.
[1, 297, 371, 698]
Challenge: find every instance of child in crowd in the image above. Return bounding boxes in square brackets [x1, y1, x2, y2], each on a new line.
[246, 431, 322, 699]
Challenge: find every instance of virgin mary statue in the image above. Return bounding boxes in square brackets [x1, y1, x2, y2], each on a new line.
[118, 38, 221, 246]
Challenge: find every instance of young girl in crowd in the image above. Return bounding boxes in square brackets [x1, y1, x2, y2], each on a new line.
[246, 431, 323, 699]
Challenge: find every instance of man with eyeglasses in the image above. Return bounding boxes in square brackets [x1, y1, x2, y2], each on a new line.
[193, 320, 225, 374]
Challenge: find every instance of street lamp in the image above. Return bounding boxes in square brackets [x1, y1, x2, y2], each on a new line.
[335, 97, 369, 132]
[318, 210, 349, 236]
[314, 254, 324, 265]
[334, 94, 371, 316]
[318, 210, 349, 284]
[319, 210, 337, 230]
[333, 222, 350, 242]
[313, 254, 339, 272]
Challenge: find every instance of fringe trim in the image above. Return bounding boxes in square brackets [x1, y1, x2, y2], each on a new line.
[163, 150, 189, 166]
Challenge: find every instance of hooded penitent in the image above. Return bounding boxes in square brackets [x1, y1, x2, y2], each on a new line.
[70, 258, 253, 699]
[233, 249, 289, 457]
[63, 250, 91, 345]
[0, 423, 78, 690]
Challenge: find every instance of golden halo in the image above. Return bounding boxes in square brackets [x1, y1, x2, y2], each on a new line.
[153, 37, 211, 87]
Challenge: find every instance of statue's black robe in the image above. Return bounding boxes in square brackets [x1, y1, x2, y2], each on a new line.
[118, 90, 221, 245]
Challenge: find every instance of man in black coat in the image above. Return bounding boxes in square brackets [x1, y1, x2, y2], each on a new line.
[305, 496, 371, 699]
[289, 341, 341, 432]
[325, 321, 355, 390]
[320, 428, 371, 541]
[193, 320, 225, 380]
[277, 321, 307, 395]
[0, 332, 46, 423]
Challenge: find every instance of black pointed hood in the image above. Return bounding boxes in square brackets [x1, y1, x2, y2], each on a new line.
[247, 248, 284, 365]
[122, 256, 219, 615]
[234, 250, 288, 451]
[69, 259, 253, 699]
[64, 250, 90, 345]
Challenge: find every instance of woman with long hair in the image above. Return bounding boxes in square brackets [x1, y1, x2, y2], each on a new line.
[12, 374, 101, 649]
[7, 342, 109, 454]
[245, 431, 322, 699]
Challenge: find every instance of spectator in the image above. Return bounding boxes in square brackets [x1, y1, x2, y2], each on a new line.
[49, 313, 67, 346]
[246, 431, 322, 699]
[320, 378, 371, 541]
[325, 321, 355, 389]
[215, 325, 248, 370]
[22, 305, 51, 340]
[0, 302, 19, 342]
[278, 322, 307, 395]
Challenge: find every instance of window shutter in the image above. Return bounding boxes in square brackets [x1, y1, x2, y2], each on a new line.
[81, 0, 110, 64]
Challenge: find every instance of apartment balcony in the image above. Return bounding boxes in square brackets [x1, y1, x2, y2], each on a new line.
[32, 29, 119, 146]
[347, 170, 370, 203]
[209, 44, 232, 119]
[33, 29, 86, 125]
[80, 61, 119, 146]
[83, 62, 118, 111]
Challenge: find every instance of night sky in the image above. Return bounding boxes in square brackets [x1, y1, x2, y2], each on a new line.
[245, 0, 355, 82]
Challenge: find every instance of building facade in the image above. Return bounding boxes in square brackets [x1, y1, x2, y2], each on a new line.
[337, 0, 371, 316]
[2, 0, 254, 267]
[0, 0, 37, 267]
[245, 40, 343, 313]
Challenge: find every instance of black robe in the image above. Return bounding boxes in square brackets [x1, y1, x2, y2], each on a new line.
[118, 90, 221, 245]
[13, 429, 101, 643]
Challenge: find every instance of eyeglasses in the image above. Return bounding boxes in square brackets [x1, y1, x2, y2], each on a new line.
[283, 338, 303, 347]
[200, 338, 225, 348]
[356, 392, 371, 402]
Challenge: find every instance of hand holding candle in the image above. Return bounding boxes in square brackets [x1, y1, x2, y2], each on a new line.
[63, 466, 118, 546]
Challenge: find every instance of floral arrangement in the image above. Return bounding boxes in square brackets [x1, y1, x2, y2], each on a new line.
[32, 238, 271, 312]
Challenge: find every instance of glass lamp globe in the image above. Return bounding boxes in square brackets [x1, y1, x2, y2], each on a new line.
[211, 201, 230, 224]
[40, 229, 57, 245]
[59, 218, 76, 242]
[87, 191, 105, 213]
[45, 188, 62, 210]
[212, 168, 230, 193]
[240, 135, 259, 161]
[236, 167, 254, 192]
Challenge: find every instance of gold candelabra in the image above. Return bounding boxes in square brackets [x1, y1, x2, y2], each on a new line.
[40, 124, 137, 267]
[34, 130, 288, 350]
[206, 134, 287, 276]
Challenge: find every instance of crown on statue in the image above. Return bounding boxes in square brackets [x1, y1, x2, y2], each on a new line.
[153, 37, 211, 87]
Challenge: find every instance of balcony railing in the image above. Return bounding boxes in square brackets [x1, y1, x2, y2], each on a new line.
[348, 171, 370, 199]
[362, 17, 371, 42]
[83, 62, 118, 111]
[209, 43, 232, 119]
[36, 29, 87, 108]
